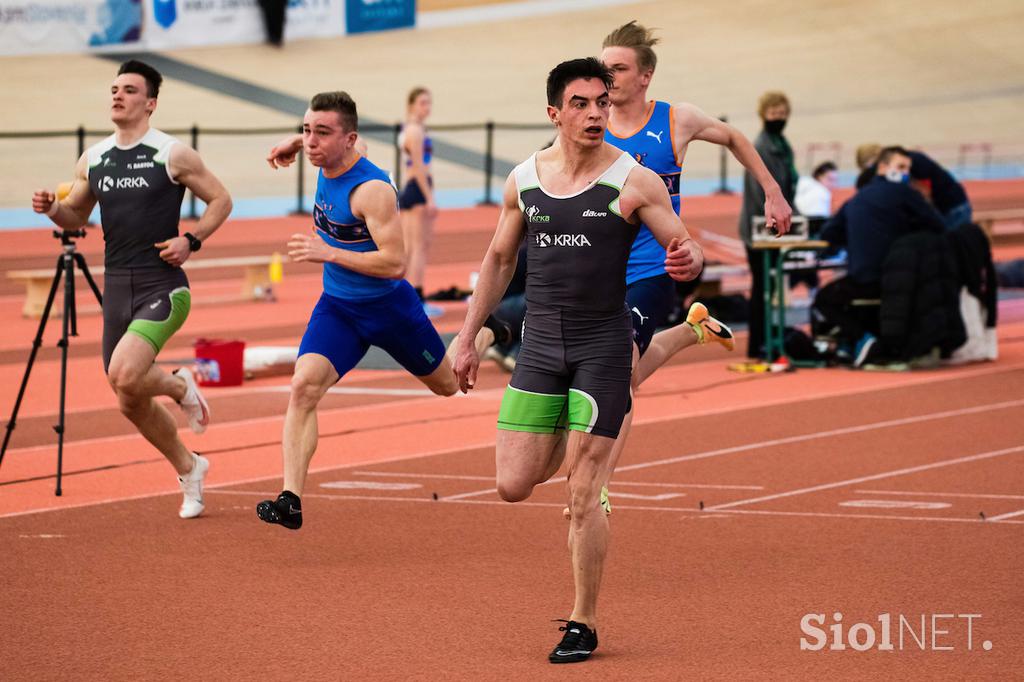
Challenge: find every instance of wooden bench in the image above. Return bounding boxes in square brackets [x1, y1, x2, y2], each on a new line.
[7, 255, 277, 318]
[975, 208, 1024, 245]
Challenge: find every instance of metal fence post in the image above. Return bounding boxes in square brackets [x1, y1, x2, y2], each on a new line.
[480, 120, 496, 205]
[76, 125, 85, 158]
[189, 124, 199, 219]
[716, 115, 731, 194]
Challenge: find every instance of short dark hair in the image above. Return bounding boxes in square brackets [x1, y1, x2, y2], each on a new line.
[877, 145, 911, 165]
[813, 161, 837, 179]
[546, 58, 614, 108]
[310, 91, 359, 132]
[117, 60, 162, 98]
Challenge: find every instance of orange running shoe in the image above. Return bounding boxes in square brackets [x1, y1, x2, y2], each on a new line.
[686, 302, 735, 351]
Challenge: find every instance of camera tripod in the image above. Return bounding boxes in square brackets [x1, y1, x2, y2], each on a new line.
[0, 229, 103, 495]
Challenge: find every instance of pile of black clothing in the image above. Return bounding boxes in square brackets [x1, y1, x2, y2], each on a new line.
[877, 222, 995, 363]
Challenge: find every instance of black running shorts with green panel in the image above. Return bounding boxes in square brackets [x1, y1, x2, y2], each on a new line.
[499, 306, 633, 438]
[497, 151, 640, 439]
[101, 268, 190, 372]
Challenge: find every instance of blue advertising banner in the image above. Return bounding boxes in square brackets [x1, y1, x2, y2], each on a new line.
[345, 0, 413, 35]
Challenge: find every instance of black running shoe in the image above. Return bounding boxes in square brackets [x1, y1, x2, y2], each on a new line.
[548, 619, 598, 663]
[483, 314, 512, 347]
[256, 490, 303, 530]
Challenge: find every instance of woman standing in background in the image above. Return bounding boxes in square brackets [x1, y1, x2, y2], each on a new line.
[399, 87, 441, 318]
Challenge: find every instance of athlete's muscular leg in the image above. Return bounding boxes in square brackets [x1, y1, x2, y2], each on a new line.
[107, 334, 193, 475]
[564, 430, 615, 630]
[636, 323, 699, 386]
[495, 429, 567, 502]
[601, 343, 640, 487]
[418, 327, 496, 396]
[282, 353, 338, 495]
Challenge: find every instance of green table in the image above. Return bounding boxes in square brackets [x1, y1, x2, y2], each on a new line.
[751, 239, 830, 363]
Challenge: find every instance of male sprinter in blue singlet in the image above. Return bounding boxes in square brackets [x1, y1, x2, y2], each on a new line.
[453, 59, 704, 664]
[257, 92, 505, 530]
[590, 21, 795, 506]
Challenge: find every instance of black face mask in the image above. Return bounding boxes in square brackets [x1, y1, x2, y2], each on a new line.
[764, 119, 787, 135]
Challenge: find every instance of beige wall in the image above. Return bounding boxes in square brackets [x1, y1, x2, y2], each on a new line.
[2, 0, 1021, 207]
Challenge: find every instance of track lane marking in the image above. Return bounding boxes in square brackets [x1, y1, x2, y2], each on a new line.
[445, 399, 1024, 501]
[205, 489, 1024, 526]
[708, 445, 1024, 511]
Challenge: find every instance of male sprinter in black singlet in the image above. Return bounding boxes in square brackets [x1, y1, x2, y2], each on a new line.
[32, 60, 232, 518]
[453, 58, 703, 664]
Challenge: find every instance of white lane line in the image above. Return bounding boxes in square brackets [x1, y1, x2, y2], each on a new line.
[700, 507, 1023, 525]
[445, 399, 1024, 501]
[855, 489, 1024, 501]
[260, 386, 439, 397]
[206, 490, 1024, 526]
[354, 471, 495, 481]
[707, 445, 1024, 511]
[616, 398, 1024, 474]
[7, 356, 1019, 457]
[986, 508, 1024, 522]
[0, 441, 496, 520]
[353, 471, 763, 490]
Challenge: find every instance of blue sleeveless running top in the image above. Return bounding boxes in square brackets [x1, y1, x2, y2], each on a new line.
[605, 100, 681, 284]
[313, 156, 399, 299]
[402, 124, 433, 167]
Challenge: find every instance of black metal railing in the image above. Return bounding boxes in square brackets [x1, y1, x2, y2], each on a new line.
[0, 118, 739, 218]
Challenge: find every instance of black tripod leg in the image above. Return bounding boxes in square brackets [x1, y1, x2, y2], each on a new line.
[54, 254, 77, 496]
[74, 252, 103, 306]
[0, 256, 65, 469]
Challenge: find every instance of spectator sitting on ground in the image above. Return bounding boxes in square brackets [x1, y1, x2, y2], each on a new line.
[855, 143, 972, 229]
[814, 146, 947, 366]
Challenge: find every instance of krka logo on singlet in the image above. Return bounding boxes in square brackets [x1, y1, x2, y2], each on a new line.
[535, 232, 592, 248]
[525, 205, 550, 223]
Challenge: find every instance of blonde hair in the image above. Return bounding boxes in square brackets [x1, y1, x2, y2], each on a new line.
[757, 91, 791, 119]
[602, 20, 659, 73]
[406, 86, 430, 109]
[856, 143, 882, 169]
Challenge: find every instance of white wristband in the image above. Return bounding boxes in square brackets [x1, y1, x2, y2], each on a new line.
[46, 200, 60, 218]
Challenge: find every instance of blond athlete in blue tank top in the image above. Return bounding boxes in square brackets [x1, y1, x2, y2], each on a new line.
[596, 21, 795, 500]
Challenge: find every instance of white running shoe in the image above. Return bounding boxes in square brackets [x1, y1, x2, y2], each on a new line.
[174, 367, 210, 434]
[178, 453, 209, 519]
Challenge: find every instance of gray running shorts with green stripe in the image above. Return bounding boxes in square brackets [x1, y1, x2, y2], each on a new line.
[102, 268, 191, 372]
[497, 306, 632, 439]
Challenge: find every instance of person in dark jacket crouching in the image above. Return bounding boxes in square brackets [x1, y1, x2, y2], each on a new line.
[814, 146, 947, 366]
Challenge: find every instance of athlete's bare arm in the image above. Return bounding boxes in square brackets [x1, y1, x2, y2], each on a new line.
[31, 153, 97, 229]
[673, 102, 793, 234]
[268, 133, 368, 168]
[288, 179, 405, 279]
[453, 173, 526, 392]
[156, 145, 233, 267]
[622, 165, 704, 282]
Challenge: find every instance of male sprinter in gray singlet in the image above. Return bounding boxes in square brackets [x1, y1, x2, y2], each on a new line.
[32, 60, 232, 518]
[453, 58, 703, 664]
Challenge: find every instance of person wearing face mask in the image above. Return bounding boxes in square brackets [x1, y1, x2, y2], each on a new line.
[738, 91, 799, 359]
[814, 146, 947, 366]
[855, 144, 971, 229]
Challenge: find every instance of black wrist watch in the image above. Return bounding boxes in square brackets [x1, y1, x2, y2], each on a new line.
[183, 232, 202, 252]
